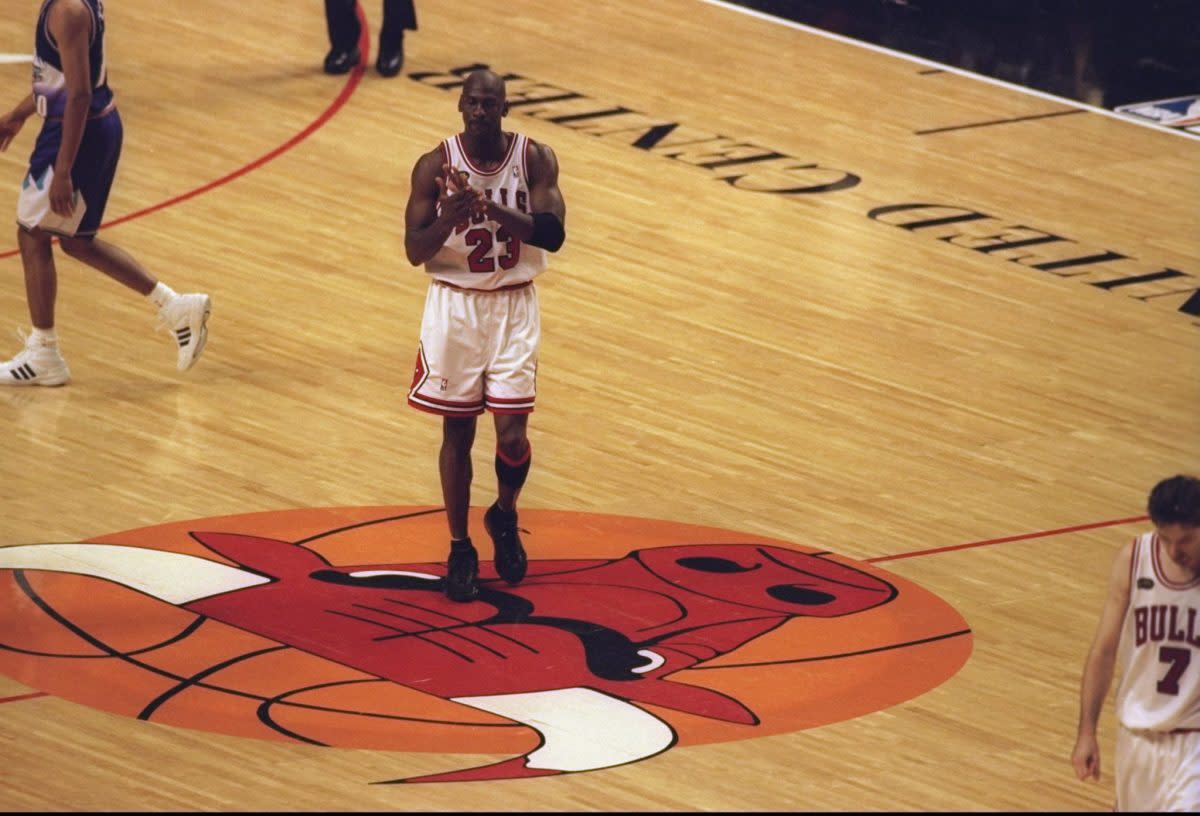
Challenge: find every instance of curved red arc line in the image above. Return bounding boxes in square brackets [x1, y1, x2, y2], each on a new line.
[103, 68, 366, 231]
[0, 27, 368, 260]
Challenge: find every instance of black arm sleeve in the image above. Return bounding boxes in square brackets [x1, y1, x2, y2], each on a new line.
[528, 211, 566, 252]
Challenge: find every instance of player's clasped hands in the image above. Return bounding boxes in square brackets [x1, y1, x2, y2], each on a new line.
[437, 163, 487, 222]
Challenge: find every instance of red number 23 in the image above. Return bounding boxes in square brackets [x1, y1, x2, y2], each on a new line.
[465, 227, 521, 273]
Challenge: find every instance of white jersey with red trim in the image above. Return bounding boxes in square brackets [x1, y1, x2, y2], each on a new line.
[1116, 532, 1200, 732]
[424, 132, 548, 291]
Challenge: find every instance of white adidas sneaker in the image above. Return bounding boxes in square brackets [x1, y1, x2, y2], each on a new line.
[158, 293, 212, 371]
[0, 332, 71, 387]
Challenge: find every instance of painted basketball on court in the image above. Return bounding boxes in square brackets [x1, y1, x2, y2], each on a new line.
[0, 507, 972, 782]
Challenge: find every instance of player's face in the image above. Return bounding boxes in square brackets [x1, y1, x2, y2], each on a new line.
[1157, 523, 1200, 574]
[459, 86, 506, 137]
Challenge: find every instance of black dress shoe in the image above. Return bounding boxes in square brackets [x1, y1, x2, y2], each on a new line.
[323, 47, 361, 75]
[376, 36, 404, 77]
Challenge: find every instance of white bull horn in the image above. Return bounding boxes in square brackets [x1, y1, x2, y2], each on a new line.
[0, 542, 269, 604]
[399, 687, 676, 783]
[456, 687, 675, 772]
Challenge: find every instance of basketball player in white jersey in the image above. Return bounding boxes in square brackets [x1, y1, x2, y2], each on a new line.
[1071, 474, 1200, 811]
[403, 68, 566, 602]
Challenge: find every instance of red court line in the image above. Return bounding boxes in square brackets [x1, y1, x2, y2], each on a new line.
[0, 691, 48, 704]
[0, 14, 369, 261]
[868, 515, 1150, 563]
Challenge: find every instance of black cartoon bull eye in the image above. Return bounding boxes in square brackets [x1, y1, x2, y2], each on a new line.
[767, 584, 836, 605]
[675, 556, 760, 573]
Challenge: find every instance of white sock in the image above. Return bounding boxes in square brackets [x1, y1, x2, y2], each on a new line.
[29, 327, 58, 346]
[148, 281, 177, 310]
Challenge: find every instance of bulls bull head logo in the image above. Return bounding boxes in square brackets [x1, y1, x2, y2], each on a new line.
[0, 534, 897, 782]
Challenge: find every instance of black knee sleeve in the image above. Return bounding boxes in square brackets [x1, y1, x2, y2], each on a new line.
[495, 443, 532, 490]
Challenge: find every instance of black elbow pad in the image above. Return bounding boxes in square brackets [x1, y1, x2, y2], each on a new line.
[528, 212, 565, 251]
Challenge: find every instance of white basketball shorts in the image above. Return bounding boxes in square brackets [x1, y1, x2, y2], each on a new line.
[1115, 726, 1200, 812]
[408, 280, 539, 417]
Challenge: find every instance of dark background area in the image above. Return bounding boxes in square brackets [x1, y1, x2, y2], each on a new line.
[728, 0, 1200, 109]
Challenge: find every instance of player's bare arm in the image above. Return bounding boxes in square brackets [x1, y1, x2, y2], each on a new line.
[404, 149, 481, 266]
[479, 141, 566, 251]
[0, 95, 36, 152]
[47, 0, 94, 217]
[1070, 539, 1133, 782]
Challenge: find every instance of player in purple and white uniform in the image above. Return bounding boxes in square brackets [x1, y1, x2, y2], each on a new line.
[403, 68, 567, 602]
[1072, 474, 1200, 811]
[0, 0, 211, 386]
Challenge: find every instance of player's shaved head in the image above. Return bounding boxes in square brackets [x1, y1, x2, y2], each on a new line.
[463, 69, 506, 100]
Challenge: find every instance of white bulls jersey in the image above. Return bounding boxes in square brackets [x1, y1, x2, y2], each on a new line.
[1116, 532, 1200, 732]
[425, 132, 548, 290]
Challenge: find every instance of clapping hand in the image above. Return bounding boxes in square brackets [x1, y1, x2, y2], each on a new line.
[438, 163, 487, 219]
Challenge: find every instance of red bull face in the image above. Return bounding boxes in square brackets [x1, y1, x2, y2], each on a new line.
[0, 507, 972, 785]
[182, 534, 895, 712]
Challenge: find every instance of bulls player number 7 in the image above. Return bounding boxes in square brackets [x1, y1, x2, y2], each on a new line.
[1158, 646, 1190, 695]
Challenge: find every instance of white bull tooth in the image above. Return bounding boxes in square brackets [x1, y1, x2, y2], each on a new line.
[0, 542, 269, 604]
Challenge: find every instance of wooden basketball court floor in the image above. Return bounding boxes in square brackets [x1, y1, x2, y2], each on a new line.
[0, 0, 1196, 810]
